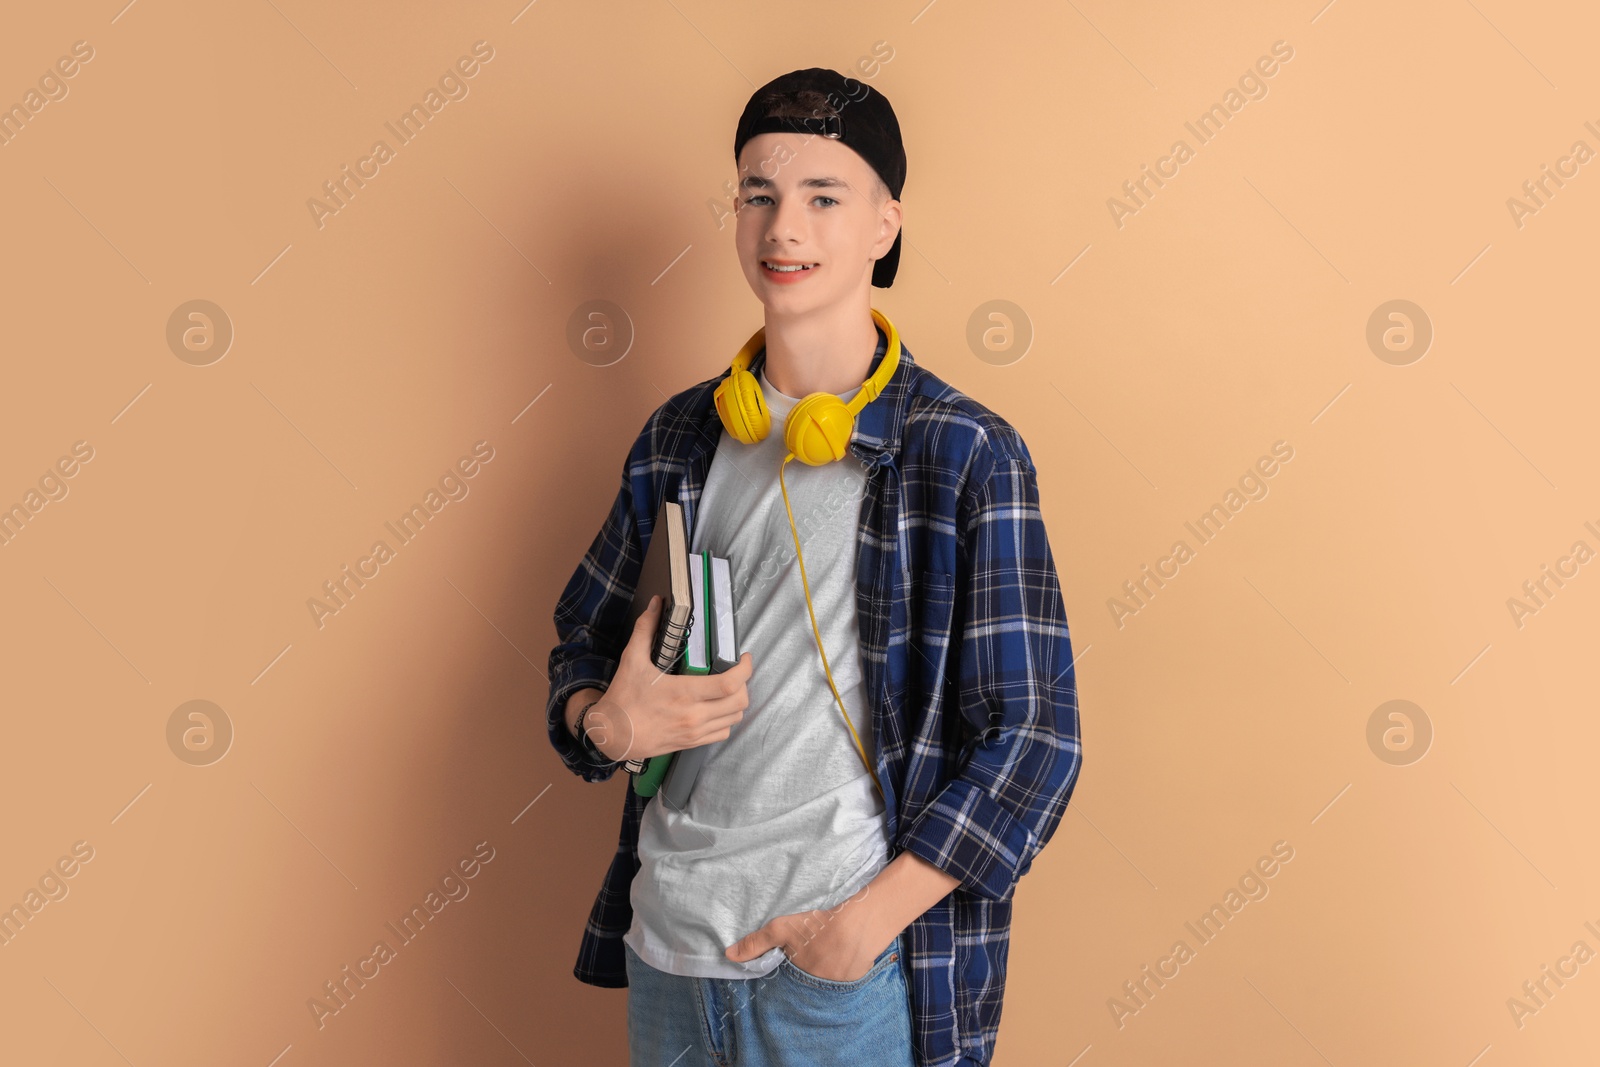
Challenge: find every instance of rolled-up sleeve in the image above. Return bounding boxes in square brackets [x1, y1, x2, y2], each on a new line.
[546, 437, 650, 784]
[896, 445, 1082, 902]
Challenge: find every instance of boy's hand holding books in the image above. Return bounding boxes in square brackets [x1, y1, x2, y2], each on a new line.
[584, 594, 753, 765]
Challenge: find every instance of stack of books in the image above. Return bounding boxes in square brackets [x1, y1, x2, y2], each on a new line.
[625, 498, 740, 807]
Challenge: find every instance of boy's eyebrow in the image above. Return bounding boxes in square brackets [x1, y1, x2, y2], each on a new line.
[738, 174, 852, 191]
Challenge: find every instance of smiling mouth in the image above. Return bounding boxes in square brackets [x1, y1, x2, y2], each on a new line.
[762, 261, 818, 273]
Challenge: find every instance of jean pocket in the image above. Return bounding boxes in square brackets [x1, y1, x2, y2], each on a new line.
[779, 941, 900, 993]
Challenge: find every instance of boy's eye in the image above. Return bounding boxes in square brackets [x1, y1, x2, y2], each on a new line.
[742, 195, 839, 207]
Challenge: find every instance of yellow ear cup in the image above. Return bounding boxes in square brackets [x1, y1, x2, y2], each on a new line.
[715, 307, 901, 456]
[713, 365, 770, 445]
[784, 393, 855, 466]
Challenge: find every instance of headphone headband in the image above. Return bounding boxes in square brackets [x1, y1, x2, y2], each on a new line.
[729, 307, 901, 420]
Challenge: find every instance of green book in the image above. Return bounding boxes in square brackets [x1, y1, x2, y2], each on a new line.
[683, 552, 712, 675]
[631, 749, 673, 797]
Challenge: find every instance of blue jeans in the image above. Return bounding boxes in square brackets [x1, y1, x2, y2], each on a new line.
[624, 935, 916, 1067]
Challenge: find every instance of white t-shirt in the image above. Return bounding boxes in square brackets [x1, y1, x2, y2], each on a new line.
[623, 365, 892, 979]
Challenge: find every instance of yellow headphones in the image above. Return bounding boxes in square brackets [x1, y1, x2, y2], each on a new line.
[712, 308, 902, 803]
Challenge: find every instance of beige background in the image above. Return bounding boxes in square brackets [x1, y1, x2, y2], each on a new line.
[1, 0, 1595, 1064]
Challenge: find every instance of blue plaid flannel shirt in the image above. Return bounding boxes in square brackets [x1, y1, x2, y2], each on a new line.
[545, 324, 1082, 1067]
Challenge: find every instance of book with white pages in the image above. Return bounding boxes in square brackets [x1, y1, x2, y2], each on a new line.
[682, 553, 711, 676]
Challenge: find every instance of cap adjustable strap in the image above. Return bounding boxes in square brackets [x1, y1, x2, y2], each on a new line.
[746, 113, 843, 140]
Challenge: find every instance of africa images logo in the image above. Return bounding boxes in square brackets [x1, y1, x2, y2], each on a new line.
[307, 841, 496, 1030]
[306, 441, 495, 629]
[306, 41, 495, 230]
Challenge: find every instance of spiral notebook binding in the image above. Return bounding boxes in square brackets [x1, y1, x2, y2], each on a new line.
[651, 609, 692, 672]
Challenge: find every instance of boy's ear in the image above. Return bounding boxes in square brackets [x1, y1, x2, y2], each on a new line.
[875, 198, 903, 256]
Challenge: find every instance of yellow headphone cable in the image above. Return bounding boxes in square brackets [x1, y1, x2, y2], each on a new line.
[713, 308, 902, 803]
[777, 452, 884, 802]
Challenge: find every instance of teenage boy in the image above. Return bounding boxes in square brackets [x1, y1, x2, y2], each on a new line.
[546, 68, 1081, 1067]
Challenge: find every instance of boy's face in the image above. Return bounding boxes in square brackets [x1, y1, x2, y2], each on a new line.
[734, 132, 901, 315]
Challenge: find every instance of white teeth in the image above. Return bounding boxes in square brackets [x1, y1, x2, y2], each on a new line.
[764, 262, 814, 272]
